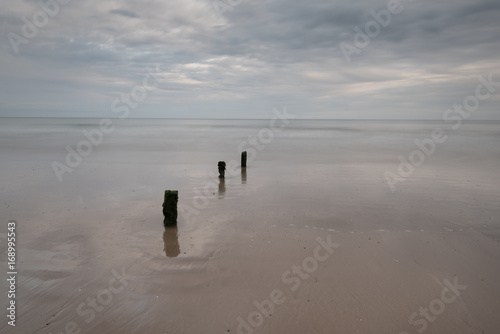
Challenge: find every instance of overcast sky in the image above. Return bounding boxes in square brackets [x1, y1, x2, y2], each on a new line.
[1, 0, 499, 119]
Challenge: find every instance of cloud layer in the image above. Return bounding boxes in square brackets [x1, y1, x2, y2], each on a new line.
[1, 0, 499, 118]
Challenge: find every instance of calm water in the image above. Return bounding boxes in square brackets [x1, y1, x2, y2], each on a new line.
[1, 117, 500, 218]
[1, 118, 499, 235]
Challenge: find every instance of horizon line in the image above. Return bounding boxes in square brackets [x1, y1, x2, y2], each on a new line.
[1, 116, 500, 121]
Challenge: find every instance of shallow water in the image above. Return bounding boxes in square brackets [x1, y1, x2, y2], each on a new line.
[1, 118, 499, 232]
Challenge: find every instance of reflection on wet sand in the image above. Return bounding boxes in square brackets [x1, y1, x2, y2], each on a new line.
[218, 177, 226, 199]
[241, 167, 246, 184]
[163, 226, 180, 257]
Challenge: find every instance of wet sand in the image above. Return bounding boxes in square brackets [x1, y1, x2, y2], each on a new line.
[1, 119, 500, 334]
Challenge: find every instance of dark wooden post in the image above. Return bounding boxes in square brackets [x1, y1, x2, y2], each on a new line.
[241, 151, 247, 167]
[163, 190, 178, 226]
[218, 161, 226, 178]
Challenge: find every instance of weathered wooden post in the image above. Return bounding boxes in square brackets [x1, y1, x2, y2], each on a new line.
[241, 151, 247, 167]
[218, 161, 226, 178]
[163, 190, 178, 226]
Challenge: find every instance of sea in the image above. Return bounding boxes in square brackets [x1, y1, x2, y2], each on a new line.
[1, 117, 499, 232]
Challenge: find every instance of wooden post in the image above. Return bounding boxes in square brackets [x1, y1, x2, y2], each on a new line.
[163, 190, 178, 226]
[241, 151, 247, 167]
[218, 161, 226, 178]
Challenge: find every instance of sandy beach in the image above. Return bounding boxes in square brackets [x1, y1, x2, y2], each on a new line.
[1, 118, 499, 334]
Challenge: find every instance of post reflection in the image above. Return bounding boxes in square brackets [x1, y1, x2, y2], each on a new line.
[218, 177, 226, 199]
[241, 167, 247, 184]
[163, 226, 180, 258]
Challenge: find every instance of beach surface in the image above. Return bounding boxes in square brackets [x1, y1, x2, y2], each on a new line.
[1, 118, 499, 334]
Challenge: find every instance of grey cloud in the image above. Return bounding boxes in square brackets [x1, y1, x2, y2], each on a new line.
[109, 9, 139, 18]
[0, 0, 498, 119]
